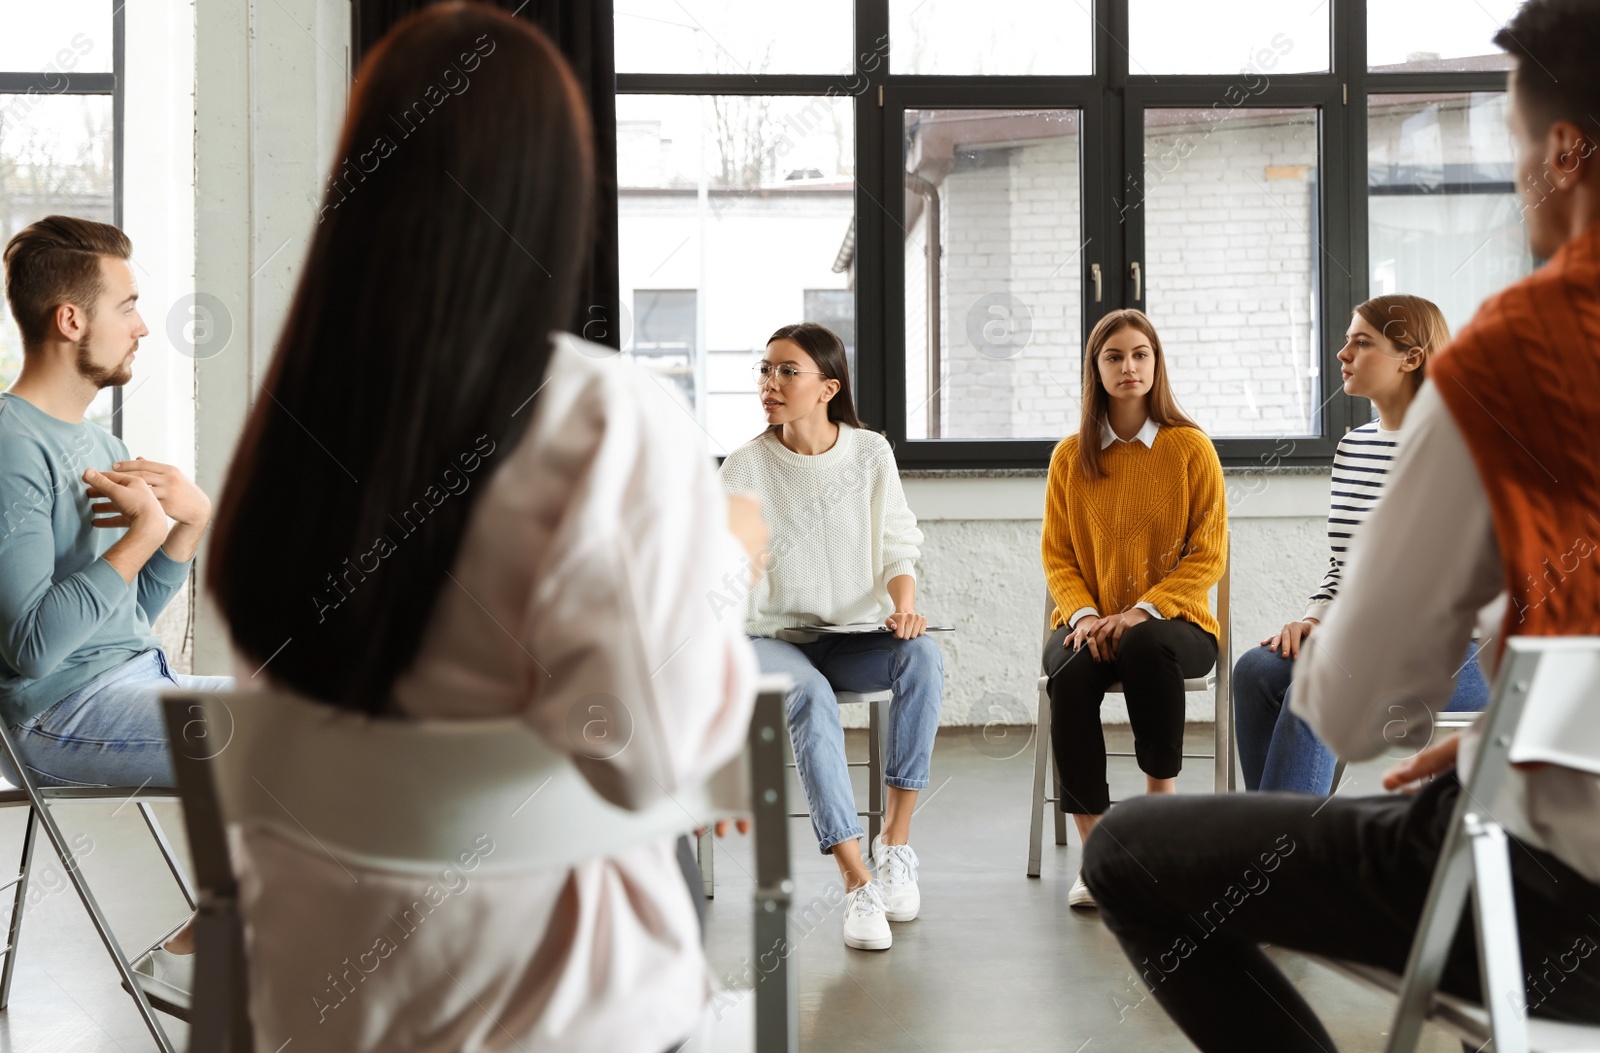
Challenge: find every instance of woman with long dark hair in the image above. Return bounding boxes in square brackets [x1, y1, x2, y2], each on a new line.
[1041, 308, 1226, 911]
[719, 322, 943, 953]
[206, 5, 759, 1049]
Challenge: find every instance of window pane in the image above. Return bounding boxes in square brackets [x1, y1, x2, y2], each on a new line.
[0, 93, 116, 429]
[1368, 93, 1530, 334]
[617, 95, 855, 457]
[890, 0, 1091, 75]
[1140, 107, 1321, 438]
[1368, 1, 1519, 72]
[0, 3, 113, 74]
[804, 288, 857, 385]
[903, 108, 1082, 441]
[614, 1, 851, 75]
[1130, 0, 1327, 75]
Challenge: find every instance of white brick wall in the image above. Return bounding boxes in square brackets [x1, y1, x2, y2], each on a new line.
[907, 111, 1322, 439]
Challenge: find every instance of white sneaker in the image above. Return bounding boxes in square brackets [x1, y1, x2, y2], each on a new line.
[1068, 872, 1097, 910]
[842, 881, 893, 951]
[871, 834, 921, 922]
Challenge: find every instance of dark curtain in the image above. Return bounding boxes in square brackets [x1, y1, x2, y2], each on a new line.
[352, 0, 621, 349]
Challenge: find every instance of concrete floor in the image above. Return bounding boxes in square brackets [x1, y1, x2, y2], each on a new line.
[0, 726, 1463, 1052]
[695, 726, 1465, 1053]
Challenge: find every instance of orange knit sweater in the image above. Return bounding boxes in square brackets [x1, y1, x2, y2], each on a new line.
[1432, 221, 1600, 649]
[1042, 426, 1227, 637]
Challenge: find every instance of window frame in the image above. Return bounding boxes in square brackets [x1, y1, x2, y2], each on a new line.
[0, 1, 125, 437]
[614, 0, 1519, 468]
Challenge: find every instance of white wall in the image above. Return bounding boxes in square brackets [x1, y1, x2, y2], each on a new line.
[191, 0, 351, 674]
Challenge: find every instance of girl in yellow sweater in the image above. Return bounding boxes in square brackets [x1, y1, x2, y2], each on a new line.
[1041, 309, 1227, 909]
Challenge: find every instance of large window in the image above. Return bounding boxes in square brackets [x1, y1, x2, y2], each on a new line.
[0, 3, 121, 431]
[617, 1, 1531, 467]
[615, 91, 855, 456]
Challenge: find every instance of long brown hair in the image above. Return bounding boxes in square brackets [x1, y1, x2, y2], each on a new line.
[763, 321, 865, 435]
[1352, 294, 1451, 393]
[1076, 309, 1198, 480]
[206, 3, 594, 714]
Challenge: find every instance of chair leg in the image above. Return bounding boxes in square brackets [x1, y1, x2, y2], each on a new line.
[137, 802, 197, 911]
[1027, 681, 1050, 878]
[867, 697, 885, 848]
[20, 795, 177, 1051]
[1213, 676, 1233, 794]
[697, 829, 715, 899]
[0, 807, 39, 1011]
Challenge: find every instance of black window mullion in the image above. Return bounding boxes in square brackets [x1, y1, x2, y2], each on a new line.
[0, 72, 116, 93]
[1336, 0, 1367, 436]
[856, 0, 889, 436]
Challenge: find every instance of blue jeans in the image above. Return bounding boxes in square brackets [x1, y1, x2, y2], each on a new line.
[1234, 640, 1489, 794]
[0, 649, 234, 789]
[751, 634, 944, 854]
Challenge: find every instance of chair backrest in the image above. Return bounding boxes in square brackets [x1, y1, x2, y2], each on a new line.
[163, 686, 756, 876]
[164, 676, 796, 1053]
[1384, 636, 1600, 1053]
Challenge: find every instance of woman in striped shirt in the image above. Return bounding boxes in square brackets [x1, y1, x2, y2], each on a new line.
[1233, 294, 1489, 794]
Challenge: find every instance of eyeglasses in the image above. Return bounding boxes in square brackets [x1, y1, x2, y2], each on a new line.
[753, 362, 830, 387]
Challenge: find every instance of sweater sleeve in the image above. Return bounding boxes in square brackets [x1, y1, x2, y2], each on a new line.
[518, 376, 756, 813]
[1041, 440, 1098, 625]
[0, 436, 131, 681]
[878, 440, 921, 583]
[137, 547, 192, 625]
[1302, 433, 1353, 621]
[1139, 432, 1227, 619]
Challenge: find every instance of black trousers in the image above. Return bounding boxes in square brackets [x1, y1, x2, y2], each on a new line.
[1043, 617, 1217, 814]
[1084, 775, 1600, 1052]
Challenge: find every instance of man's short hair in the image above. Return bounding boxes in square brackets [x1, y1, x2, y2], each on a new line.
[1494, 0, 1600, 133]
[2, 215, 132, 351]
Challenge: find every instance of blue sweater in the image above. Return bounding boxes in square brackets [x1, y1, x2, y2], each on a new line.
[0, 393, 189, 725]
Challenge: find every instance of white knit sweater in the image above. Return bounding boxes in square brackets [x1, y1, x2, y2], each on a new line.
[718, 423, 923, 637]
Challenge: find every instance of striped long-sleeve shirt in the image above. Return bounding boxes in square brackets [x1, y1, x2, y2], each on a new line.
[1303, 419, 1402, 621]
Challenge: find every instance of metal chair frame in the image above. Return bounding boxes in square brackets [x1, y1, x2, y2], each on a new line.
[699, 688, 890, 898]
[1028, 541, 1233, 878]
[0, 724, 193, 1053]
[1305, 636, 1600, 1053]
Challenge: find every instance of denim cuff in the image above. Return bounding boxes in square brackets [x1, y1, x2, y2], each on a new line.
[816, 825, 866, 855]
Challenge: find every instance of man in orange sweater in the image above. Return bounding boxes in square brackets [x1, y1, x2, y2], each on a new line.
[1083, 2, 1600, 1048]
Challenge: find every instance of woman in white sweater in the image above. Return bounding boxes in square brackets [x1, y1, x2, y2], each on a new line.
[720, 322, 943, 954]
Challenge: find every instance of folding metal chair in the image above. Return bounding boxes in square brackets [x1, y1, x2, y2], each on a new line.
[1304, 636, 1600, 1053]
[165, 675, 798, 1053]
[698, 687, 889, 898]
[1027, 540, 1233, 877]
[0, 724, 194, 1053]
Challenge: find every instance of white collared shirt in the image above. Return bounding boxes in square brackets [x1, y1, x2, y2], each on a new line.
[1069, 417, 1165, 628]
[1100, 416, 1161, 450]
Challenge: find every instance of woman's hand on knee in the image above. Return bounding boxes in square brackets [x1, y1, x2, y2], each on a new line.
[1262, 617, 1317, 658]
[1091, 608, 1151, 661]
[1067, 616, 1101, 656]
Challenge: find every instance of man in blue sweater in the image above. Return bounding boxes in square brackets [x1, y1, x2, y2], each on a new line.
[1, 215, 230, 790]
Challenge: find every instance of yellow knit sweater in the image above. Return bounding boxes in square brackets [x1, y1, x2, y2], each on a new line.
[1042, 426, 1227, 637]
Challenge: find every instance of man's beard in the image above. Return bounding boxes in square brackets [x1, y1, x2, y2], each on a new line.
[76, 330, 133, 388]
